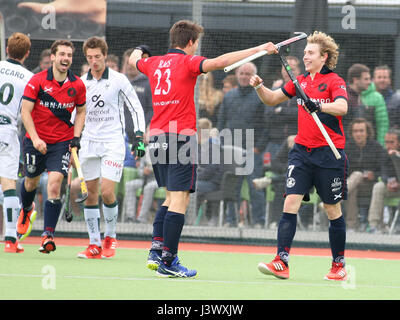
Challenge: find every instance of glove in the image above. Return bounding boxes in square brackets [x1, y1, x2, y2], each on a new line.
[132, 131, 145, 158]
[70, 136, 81, 150]
[304, 99, 322, 114]
[135, 45, 152, 57]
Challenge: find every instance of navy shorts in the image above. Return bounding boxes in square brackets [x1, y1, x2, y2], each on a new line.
[285, 143, 348, 204]
[23, 137, 71, 178]
[148, 133, 197, 193]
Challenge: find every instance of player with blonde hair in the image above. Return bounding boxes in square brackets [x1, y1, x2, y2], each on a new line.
[251, 31, 349, 281]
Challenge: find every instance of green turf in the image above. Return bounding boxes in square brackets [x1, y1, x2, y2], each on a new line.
[1, 244, 400, 300]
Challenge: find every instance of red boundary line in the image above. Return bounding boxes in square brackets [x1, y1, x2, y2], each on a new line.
[15, 236, 400, 260]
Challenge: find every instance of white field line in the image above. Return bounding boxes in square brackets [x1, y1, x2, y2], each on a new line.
[1, 272, 400, 290]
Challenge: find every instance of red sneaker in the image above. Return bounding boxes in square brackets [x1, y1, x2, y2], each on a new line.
[4, 240, 24, 253]
[102, 236, 117, 258]
[39, 235, 56, 254]
[324, 262, 347, 281]
[77, 244, 102, 259]
[16, 203, 37, 236]
[258, 255, 289, 279]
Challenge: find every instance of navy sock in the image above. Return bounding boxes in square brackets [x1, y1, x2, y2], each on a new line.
[162, 211, 185, 266]
[329, 215, 346, 264]
[20, 180, 37, 213]
[43, 199, 62, 237]
[277, 212, 297, 266]
[151, 205, 168, 253]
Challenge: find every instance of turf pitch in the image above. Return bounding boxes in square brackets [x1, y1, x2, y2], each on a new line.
[1, 242, 400, 300]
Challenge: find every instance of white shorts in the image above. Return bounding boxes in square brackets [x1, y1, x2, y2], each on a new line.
[0, 131, 20, 180]
[79, 139, 125, 182]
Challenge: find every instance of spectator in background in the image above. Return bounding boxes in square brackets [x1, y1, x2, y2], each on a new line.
[217, 62, 268, 228]
[31, 49, 51, 73]
[373, 65, 394, 105]
[264, 56, 300, 160]
[374, 65, 400, 129]
[122, 127, 157, 223]
[367, 128, 400, 233]
[80, 62, 90, 76]
[106, 53, 120, 71]
[253, 135, 296, 228]
[344, 118, 386, 232]
[121, 47, 153, 138]
[345, 63, 389, 146]
[198, 72, 224, 126]
[195, 118, 224, 226]
[222, 74, 238, 94]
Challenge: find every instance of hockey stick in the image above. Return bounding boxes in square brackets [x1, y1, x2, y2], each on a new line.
[61, 164, 73, 222]
[278, 53, 342, 160]
[71, 148, 88, 203]
[224, 32, 308, 73]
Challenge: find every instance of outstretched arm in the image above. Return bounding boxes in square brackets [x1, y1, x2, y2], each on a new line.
[201, 42, 278, 73]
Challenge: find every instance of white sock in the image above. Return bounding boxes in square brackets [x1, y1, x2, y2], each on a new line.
[103, 202, 118, 239]
[3, 192, 20, 241]
[84, 206, 101, 246]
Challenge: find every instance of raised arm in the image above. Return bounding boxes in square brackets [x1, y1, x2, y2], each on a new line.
[249, 74, 289, 106]
[201, 42, 277, 73]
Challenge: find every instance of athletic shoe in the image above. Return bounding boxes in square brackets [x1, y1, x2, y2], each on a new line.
[324, 262, 347, 281]
[102, 236, 117, 258]
[156, 257, 197, 278]
[257, 255, 289, 279]
[147, 250, 162, 271]
[77, 245, 102, 259]
[4, 240, 24, 253]
[19, 210, 38, 242]
[38, 235, 56, 254]
[16, 203, 37, 236]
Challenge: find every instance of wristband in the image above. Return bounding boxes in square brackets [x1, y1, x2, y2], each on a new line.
[254, 82, 263, 90]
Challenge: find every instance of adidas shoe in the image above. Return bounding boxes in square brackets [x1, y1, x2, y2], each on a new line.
[324, 262, 347, 281]
[102, 236, 117, 258]
[258, 255, 289, 279]
[156, 257, 197, 278]
[17, 203, 37, 237]
[4, 239, 24, 253]
[38, 235, 56, 254]
[147, 250, 162, 271]
[77, 244, 103, 259]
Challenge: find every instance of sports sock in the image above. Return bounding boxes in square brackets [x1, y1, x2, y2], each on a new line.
[103, 201, 118, 239]
[84, 205, 101, 246]
[151, 205, 168, 254]
[329, 215, 346, 265]
[3, 190, 20, 241]
[162, 211, 185, 266]
[43, 199, 62, 237]
[20, 180, 36, 213]
[277, 212, 297, 266]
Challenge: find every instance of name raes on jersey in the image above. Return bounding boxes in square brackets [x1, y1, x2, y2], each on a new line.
[0, 67, 27, 79]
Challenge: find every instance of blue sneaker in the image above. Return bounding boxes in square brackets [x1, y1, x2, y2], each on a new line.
[147, 250, 162, 271]
[156, 257, 197, 278]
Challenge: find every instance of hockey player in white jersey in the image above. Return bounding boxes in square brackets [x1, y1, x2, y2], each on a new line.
[77, 36, 146, 259]
[0, 33, 34, 253]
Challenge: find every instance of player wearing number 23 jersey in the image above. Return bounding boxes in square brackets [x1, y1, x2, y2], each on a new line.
[137, 49, 206, 135]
